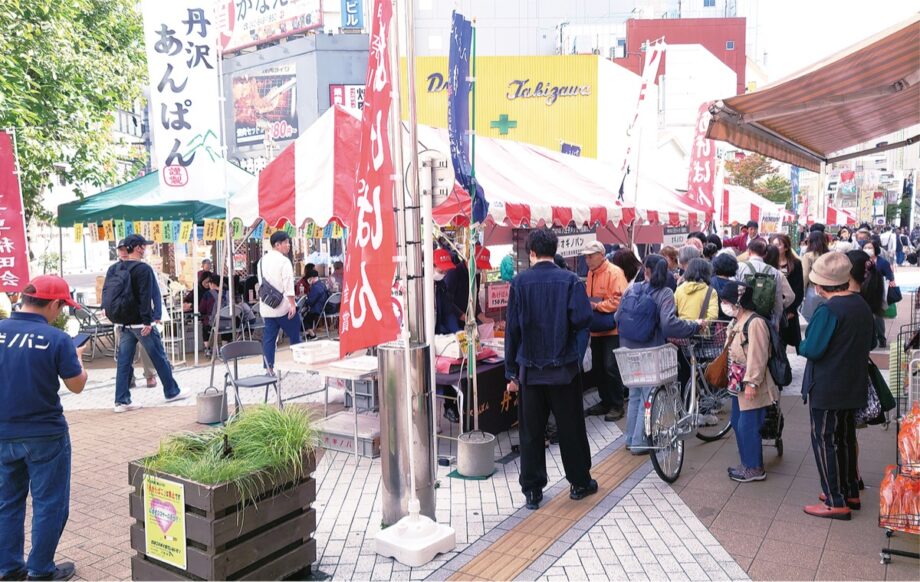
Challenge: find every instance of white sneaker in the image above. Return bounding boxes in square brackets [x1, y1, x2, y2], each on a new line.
[164, 389, 190, 403]
[114, 403, 143, 413]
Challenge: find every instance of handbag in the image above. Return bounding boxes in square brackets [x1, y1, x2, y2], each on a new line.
[887, 285, 903, 305]
[257, 261, 285, 309]
[704, 328, 737, 389]
[800, 285, 825, 320]
[589, 310, 617, 333]
[855, 375, 882, 426]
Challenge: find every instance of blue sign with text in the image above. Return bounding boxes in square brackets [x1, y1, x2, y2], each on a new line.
[341, 0, 363, 30]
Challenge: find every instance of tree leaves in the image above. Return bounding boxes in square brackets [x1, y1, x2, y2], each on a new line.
[0, 0, 145, 222]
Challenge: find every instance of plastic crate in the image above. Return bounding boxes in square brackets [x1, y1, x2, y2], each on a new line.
[291, 340, 340, 365]
[613, 344, 678, 388]
[344, 379, 378, 411]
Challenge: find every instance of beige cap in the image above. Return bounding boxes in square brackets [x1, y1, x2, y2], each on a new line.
[809, 252, 851, 287]
[580, 241, 606, 256]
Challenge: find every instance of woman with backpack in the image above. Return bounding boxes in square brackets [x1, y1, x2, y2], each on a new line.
[616, 254, 700, 455]
[719, 280, 779, 483]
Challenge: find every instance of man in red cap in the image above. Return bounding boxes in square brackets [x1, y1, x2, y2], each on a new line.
[0, 276, 89, 581]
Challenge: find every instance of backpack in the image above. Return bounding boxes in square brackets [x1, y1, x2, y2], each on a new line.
[617, 283, 659, 343]
[741, 262, 777, 318]
[101, 262, 136, 324]
[742, 314, 792, 387]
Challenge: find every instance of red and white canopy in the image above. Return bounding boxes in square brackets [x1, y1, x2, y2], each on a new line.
[229, 105, 712, 229]
[719, 184, 788, 225]
[804, 206, 857, 226]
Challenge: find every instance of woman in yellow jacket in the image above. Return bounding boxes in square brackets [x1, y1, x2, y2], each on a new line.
[675, 258, 718, 320]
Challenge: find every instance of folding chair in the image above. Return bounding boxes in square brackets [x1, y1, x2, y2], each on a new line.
[322, 292, 342, 339]
[219, 340, 282, 417]
[74, 305, 116, 360]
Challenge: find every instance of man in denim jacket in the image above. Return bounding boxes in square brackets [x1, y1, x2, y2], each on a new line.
[505, 229, 596, 510]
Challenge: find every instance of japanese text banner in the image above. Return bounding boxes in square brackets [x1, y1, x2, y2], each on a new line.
[143, 0, 223, 200]
[685, 102, 716, 214]
[0, 131, 29, 291]
[338, 0, 399, 357]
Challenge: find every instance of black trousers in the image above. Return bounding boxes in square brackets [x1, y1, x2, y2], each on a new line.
[809, 406, 859, 507]
[591, 335, 625, 410]
[518, 375, 593, 494]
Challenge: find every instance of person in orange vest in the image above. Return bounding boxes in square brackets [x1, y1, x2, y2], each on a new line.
[580, 241, 629, 422]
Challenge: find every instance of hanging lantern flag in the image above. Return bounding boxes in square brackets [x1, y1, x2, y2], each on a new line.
[203, 219, 217, 241]
[447, 11, 487, 223]
[102, 220, 115, 242]
[304, 222, 315, 238]
[216, 219, 226, 241]
[141, 221, 155, 242]
[231, 218, 244, 240]
[322, 223, 333, 238]
[86, 223, 97, 243]
[283, 221, 296, 237]
[163, 221, 175, 243]
[125, 221, 136, 237]
[171, 221, 182, 243]
[250, 221, 265, 240]
[339, 0, 400, 357]
[74, 223, 84, 243]
[151, 221, 164, 243]
[114, 219, 126, 241]
[178, 221, 193, 243]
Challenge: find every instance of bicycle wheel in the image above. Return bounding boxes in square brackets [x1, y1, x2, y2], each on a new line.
[648, 384, 684, 483]
[694, 374, 733, 442]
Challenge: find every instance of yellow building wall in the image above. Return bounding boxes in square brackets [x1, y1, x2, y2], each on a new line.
[400, 56, 600, 159]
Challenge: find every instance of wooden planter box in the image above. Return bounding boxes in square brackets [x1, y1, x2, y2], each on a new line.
[128, 453, 318, 581]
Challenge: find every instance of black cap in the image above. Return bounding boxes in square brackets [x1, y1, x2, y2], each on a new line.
[270, 231, 291, 246]
[745, 220, 758, 229]
[123, 233, 154, 249]
[116, 239, 127, 249]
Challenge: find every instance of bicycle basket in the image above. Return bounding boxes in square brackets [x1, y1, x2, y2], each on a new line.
[613, 344, 679, 388]
[669, 321, 730, 362]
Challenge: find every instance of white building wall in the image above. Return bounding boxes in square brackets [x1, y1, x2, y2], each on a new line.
[660, 44, 736, 133]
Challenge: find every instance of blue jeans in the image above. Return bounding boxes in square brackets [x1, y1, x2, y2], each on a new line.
[0, 434, 71, 578]
[116, 327, 180, 405]
[730, 398, 766, 469]
[625, 386, 654, 449]
[262, 315, 302, 369]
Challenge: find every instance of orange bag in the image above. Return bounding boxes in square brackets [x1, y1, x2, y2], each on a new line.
[899, 402, 920, 476]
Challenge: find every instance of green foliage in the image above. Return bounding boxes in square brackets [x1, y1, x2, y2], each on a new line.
[145, 406, 318, 502]
[0, 0, 146, 221]
[725, 153, 777, 191]
[755, 175, 793, 206]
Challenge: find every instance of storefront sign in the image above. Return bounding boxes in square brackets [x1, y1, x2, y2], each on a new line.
[329, 84, 366, 111]
[0, 131, 29, 291]
[505, 80, 591, 105]
[143, 475, 186, 570]
[339, 0, 400, 358]
[685, 102, 716, 212]
[662, 225, 689, 247]
[217, 0, 322, 53]
[341, 0, 363, 30]
[553, 226, 597, 258]
[143, 1, 223, 200]
[232, 62, 298, 146]
[561, 143, 582, 157]
[486, 282, 510, 310]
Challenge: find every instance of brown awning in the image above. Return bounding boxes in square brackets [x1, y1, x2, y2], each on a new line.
[707, 14, 920, 172]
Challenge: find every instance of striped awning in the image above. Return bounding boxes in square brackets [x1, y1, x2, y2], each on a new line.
[707, 15, 920, 172]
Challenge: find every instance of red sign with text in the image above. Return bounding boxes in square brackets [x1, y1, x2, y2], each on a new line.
[338, 0, 399, 357]
[686, 102, 717, 214]
[0, 131, 29, 291]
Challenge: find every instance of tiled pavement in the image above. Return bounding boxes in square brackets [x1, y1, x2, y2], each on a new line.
[19, 337, 920, 581]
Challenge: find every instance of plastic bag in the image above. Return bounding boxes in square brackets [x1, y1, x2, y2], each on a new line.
[582, 344, 592, 373]
[899, 401, 920, 477]
[879, 465, 898, 521]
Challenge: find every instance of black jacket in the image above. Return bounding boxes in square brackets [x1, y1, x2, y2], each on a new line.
[105, 260, 157, 325]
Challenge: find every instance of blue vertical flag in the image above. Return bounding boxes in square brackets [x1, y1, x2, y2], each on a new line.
[790, 166, 800, 216]
[447, 11, 487, 224]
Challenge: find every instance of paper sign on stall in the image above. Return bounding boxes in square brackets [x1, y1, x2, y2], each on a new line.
[73, 224, 83, 244]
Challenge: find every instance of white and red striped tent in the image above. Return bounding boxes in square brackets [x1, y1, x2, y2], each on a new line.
[804, 206, 857, 226]
[719, 184, 788, 226]
[228, 105, 712, 230]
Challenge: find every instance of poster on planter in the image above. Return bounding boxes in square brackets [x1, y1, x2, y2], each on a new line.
[338, 0, 400, 358]
[143, 475, 186, 570]
[232, 62, 298, 146]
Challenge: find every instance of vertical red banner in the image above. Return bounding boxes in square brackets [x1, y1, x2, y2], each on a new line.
[0, 131, 30, 291]
[686, 102, 717, 214]
[338, 0, 399, 357]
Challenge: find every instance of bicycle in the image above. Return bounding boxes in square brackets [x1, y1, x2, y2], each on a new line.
[614, 321, 732, 483]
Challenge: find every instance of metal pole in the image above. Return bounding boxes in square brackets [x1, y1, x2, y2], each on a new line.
[467, 21, 480, 432]
[192, 223, 199, 367]
[216, 26, 235, 340]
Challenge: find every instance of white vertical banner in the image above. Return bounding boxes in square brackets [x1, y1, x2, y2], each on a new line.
[618, 41, 665, 203]
[143, 0, 222, 200]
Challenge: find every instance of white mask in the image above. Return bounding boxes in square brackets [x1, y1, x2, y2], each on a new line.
[721, 302, 737, 318]
[433, 271, 446, 282]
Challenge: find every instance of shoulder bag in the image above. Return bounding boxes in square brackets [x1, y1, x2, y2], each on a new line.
[257, 259, 285, 309]
[704, 326, 737, 389]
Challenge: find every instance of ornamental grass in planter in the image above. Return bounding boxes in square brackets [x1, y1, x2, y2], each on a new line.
[129, 405, 321, 581]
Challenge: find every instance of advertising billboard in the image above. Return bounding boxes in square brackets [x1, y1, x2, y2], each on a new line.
[218, 0, 323, 53]
[232, 62, 299, 146]
[329, 84, 365, 110]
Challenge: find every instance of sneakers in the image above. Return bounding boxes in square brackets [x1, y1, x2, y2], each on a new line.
[164, 389, 190, 403]
[729, 466, 766, 482]
[27, 562, 75, 581]
[113, 402, 142, 413]
[570, 479, 599, 500]
[1, 569, 26, 581]
[803, 502, 852, 520]
[584, 403, 610, 416]
[604, 407, 625, 422]
[524, 490, 543, 510]
[818, 493, 861, 510]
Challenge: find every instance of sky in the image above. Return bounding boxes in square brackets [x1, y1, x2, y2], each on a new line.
[758, 0, 918, 81]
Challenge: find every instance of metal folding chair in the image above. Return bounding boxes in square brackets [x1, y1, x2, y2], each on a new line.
[74, 305, 116, 360]
[219, 340, 282, 418]
[322, 292, 342, 339]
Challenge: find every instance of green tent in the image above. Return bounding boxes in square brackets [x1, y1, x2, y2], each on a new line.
[56, 163, 253, 225]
